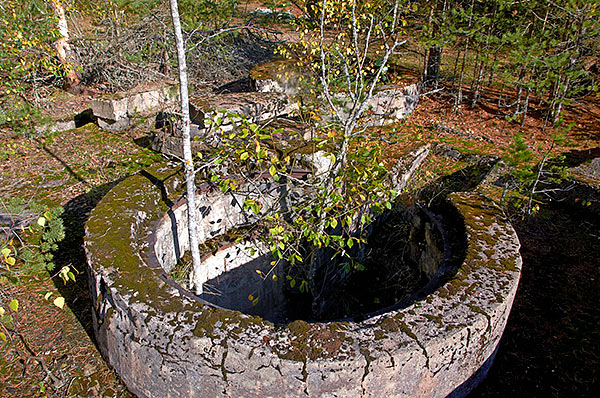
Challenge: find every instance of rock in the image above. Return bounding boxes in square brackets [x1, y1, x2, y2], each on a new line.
[433, 143, 462, 161]
[363, 83, 421, 125]
[574, 157, 600, 180]
[331, 83, 421, 126]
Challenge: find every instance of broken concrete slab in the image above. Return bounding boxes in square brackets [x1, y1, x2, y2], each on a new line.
[189, 91, 298, 129]
[91, 81, 179, 129]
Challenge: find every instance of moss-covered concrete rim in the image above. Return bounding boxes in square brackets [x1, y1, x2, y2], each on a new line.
[84, 165, 522, 397]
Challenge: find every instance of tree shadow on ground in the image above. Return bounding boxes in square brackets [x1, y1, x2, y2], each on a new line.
[561, 146, 600, 167]
[470, 185, 600, 397]
[50, 180, 123, 342]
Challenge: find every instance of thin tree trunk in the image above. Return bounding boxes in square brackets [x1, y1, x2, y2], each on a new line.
[451, 48, 461, 91]
[487, 54, 496, 87]
[521, 88, 530, 127]
[50, 0, 81, 93]
[513, 66, 526, 118]
[469, 48, 481, 94]
[424, 46, 442, 87]
[169, 0, 204, 295]
[546, 75, 561, 123]
[471, 7, 495, 108]
[553, 77, 569, 124]
[471, 58, 485, 107]
[456, 44, 468, 106]
[456, 0, 475, 107]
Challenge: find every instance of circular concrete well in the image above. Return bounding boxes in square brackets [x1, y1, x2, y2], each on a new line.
[85, 165, 521, 398]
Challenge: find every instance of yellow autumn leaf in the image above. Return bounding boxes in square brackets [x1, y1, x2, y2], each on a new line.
[53, 296, 65, 309]
[1, 247, 10, 258]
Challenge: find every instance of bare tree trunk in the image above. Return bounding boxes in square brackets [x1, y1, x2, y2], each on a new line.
[456, 0, 475, 107]
[456, 45, 468, 106]
[521, 88, 530, 127]
[487, 54, 496, 87]
[424, 46, 442, 87]
[553, 77, 569, 124]
[451, 48, 461, 91]
[513, 66, 526, 118]
[169, 0, 204, 295]
[50, 0, 81, 93]
[471, 58, 484, 107]
[469, 48, 481, 93]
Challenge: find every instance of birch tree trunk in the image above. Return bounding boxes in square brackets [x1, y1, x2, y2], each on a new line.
[168, 0, 204, 295]
[49, 0, 81, 92]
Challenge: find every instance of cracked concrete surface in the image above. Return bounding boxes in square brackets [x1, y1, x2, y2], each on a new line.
[85, 166, 521, 397]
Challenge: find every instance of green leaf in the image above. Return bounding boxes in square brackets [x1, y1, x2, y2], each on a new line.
[9, 299, 18, 312]
[1, 248, 10, 257]
[0, 331, 6, 342]
[6, 257, 15, 266]
[240, 152, 250, 160]
[290, 278, 296, 288]
[53, 296, 65, 309]
[269, 165, 277, 177]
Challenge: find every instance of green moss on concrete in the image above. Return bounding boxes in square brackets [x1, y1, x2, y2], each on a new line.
[287, 320, 311, 335]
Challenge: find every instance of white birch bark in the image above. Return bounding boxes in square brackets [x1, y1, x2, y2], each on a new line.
[50, 0, 80, 90]
[168, 0, 204, 295]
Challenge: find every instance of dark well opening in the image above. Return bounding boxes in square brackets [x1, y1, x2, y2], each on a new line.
[174, 202, 465, 324]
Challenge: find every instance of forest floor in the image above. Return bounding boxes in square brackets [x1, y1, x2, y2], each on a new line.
[1, 64, 599, 396]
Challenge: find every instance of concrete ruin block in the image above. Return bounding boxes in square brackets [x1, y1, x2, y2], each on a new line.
[85, 163, 522, 398]
[127, 82, 179, 117]
[326, 83, 421, 127]
[91, 94, 129, 121]
[92, 81, 179, 128]
[127, 90, 163, 116]
[98, 116, 131, 131]
[189, 91, 298, 128]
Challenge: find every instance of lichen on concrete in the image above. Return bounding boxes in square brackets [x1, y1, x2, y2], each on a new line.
[85, 165, 522, 398]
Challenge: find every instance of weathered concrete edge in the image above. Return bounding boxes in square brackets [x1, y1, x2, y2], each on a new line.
[84, 168, 521, 398]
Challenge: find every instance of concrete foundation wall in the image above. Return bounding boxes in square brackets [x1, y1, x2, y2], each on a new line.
[85, 166, 522, 398]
